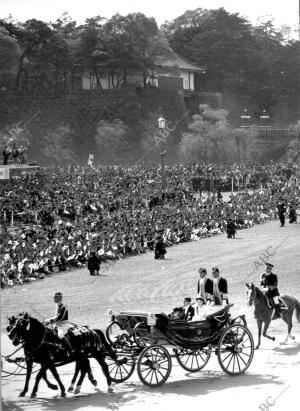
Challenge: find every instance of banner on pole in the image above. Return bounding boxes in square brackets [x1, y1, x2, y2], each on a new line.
[0, 167, 10, 180]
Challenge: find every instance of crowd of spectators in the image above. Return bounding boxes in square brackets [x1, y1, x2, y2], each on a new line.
[1, 162, 299, 288]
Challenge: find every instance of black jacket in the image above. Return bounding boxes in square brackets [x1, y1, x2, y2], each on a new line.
[88, 254, 100, 270]
[261, 272, 278, 287]
[183, 305, 195, 321]
[197, 277, 213, 295]
[155, 239, 166, 255]
[227, 221, 236, 233]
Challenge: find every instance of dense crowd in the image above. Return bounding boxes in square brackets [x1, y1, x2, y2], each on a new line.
[0, 162, 299, 288]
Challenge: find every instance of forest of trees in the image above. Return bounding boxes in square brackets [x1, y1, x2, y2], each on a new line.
[0, 8, 299, 164]
[0, 7, 299, 99]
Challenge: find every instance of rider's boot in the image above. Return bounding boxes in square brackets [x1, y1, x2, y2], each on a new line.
[271, 304, 282, 320]
[61, 336, 75, 356]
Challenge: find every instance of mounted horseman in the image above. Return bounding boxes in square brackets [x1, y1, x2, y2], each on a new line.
[246, 263, 300, 348]
[45, 291, 74, 355]
[260, 263, 283, 319]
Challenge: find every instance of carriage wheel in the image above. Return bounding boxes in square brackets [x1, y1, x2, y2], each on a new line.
[106, 321, 126, 345]
[137, 345, 172, 387]
[106, 354, 136, 383]
[174, 347, 211, 372]
[217, 324, 254, 376]
[133, 322, 152, 348]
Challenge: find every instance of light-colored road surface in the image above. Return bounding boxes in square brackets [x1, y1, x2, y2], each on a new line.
[1, 220, 300, 411]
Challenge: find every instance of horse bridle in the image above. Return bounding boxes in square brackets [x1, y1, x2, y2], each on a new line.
[249, 287, 260, 305]
[9, 315, 47, 353]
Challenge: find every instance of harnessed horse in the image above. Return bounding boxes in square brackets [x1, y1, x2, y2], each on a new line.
[7, 312, 117, 398]
[246, 283, 300, 349]
[7, 315, 98, 396]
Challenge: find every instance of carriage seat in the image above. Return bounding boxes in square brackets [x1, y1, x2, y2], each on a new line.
[205, 304, 233, 322]
[156, 313, 212, 331]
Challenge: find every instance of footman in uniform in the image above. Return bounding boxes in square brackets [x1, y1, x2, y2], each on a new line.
[197, 267, 213, 304]
[212, 267, 229, 306]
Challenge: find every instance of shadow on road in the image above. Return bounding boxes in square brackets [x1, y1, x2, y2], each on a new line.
[137, 371, 283, 397]
[273, 342, 300, 356]
[1, 371, 283, 411]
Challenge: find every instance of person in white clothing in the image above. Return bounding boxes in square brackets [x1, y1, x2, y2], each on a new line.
[192, 297, 213, 321]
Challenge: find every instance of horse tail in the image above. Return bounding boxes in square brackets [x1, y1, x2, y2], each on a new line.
[294, 299, 300, 323]
[94, 329, 117, 361]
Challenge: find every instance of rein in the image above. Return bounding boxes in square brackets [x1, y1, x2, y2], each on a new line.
[12, 317, 48, 353]
[30, 326, 48, 353]
[3, 345, 24, 361]
[251, 287, 269, 309]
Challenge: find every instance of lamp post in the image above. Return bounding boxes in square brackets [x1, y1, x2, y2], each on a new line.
[240, 108, 251, 128]
[157, 111, 190, 200]
[158, 111, 190, 139]
[160, 151, 166, 199]
[259, 109, 270, 128]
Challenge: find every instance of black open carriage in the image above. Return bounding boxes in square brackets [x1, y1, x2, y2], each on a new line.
[105, 304, 254, 387]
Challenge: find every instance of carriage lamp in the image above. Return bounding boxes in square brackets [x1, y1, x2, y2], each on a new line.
[147, 310, 156, 340]
[107, 307, 114, 322]
[147, 310, 156, 327]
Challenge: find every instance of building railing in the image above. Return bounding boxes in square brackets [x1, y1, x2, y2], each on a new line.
[257, 129, 297, 139]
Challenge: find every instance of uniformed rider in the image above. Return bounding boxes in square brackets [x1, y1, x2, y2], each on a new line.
[197, 267, 213, 304]
[260, 262, 282, 318]
[46, 291, 74, 354]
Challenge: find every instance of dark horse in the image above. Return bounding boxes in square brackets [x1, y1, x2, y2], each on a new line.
[246, 283, 300, 349]
[6, 315, 98, 397]
[8, 312, 117, 398]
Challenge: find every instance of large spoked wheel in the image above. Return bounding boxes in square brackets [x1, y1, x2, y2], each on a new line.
[133, 322, 152, 348]
[174, 347, 211, 372]
[106, 321, 130, 346]
[106, 354, 136, 383]
[137, 345, 172, 387]
[217, 324, 254, 376]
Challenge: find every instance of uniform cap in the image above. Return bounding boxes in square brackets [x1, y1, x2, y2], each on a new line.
[54, 291, 62, 297]
[199, 267, 207, 273]
[265, 263, 274, 268]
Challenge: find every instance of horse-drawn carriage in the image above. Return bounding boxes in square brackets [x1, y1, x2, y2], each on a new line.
[3, 304, 254, 397]
[105, 304, 254, 387]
